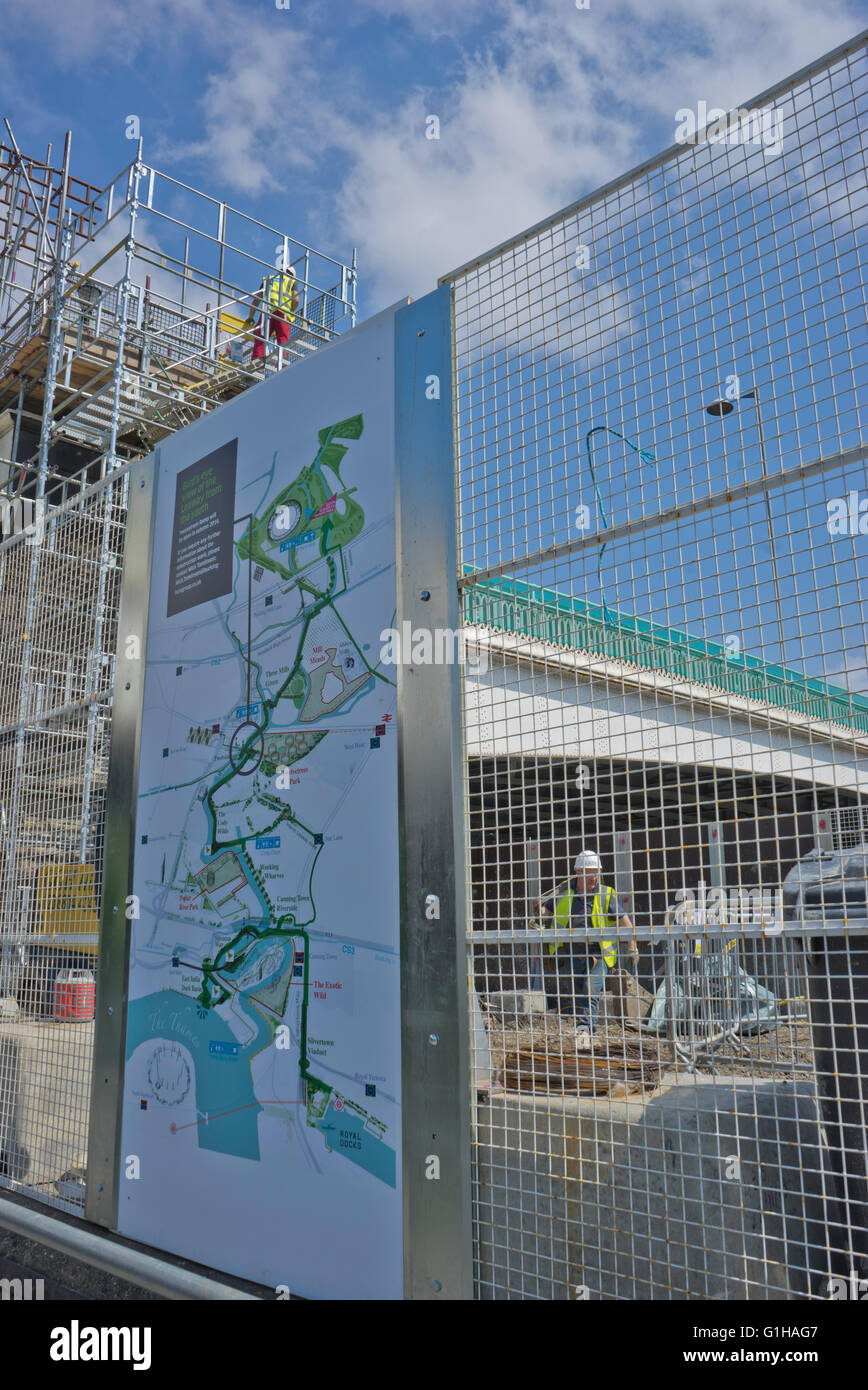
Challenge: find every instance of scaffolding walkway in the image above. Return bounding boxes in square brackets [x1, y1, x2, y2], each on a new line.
[0, 123, 357, 499]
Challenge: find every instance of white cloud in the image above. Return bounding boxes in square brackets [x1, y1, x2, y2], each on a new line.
[0, 0, 213, 65]
[167, 26, 310, 196]
[1, 0, 864, 310]
[309, 0, 868, 304]
[352, 0, 509, 35]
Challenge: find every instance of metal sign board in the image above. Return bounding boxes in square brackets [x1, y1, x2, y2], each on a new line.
[107, 304, 415, 1297]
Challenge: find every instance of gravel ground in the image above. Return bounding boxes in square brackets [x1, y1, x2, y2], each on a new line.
[483, 1009, 815, 1095]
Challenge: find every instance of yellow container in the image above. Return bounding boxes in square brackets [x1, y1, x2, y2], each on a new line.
[33, 864, 100, 957]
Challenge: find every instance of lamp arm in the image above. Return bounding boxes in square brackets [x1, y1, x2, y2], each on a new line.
[582, 425, 656, 624]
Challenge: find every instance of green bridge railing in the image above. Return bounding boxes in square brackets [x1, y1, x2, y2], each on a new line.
[461, 572, 868, 736]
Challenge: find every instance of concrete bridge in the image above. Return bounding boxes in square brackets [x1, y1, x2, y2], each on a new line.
[460, 573, 868, 963]
[462, 574, 868, 795]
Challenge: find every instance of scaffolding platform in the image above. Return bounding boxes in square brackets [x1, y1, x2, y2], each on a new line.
[0, 128, 357, 487]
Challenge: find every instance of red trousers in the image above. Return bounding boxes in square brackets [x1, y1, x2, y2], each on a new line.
[252, 311, 292, 360]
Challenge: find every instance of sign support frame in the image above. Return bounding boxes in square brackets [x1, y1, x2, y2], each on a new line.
[86, 454, 158, 1228]
[394, 285, 473, 1300]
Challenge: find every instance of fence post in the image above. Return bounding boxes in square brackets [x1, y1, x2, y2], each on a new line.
[526, 837, 542, 990]
[613, 829, 633, 926]
[394, 285, 473, 1299]
[813, 810, 834, 852]
[85, 454, 158, 1227]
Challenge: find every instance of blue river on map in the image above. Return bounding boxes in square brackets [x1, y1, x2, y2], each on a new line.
[128, 984, 397, 1184]
[126, 988, 270, 1161]
[316, 1107, 396, 1187]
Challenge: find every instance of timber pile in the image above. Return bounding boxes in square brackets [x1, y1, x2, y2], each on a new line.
[500, 1033, 663, 1097]
[483, 969, 670, 1097]
[486, 1008, 673, 1098]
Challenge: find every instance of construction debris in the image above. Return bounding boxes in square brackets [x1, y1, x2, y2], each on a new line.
[481, 995, 813, 1096]
[501, 1037, 662, 1096]
[600, 968, 654, 1025]
[486, 990, 548, 1024]
[483, 1000, 673, 1098]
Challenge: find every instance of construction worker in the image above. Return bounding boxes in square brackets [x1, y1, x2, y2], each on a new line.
[536, 848, 637, 1030]
[251, 261, 299, 362]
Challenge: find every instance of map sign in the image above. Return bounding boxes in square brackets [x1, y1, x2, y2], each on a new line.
[117, 308, 403, 1298]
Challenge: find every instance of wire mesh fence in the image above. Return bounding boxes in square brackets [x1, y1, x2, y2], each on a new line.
[0, 460, 128, 1213]
[447, 33, 868, 1299]
[0, 34, 864, 1300]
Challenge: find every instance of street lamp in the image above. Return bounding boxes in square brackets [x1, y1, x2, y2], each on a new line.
[705, 386, 787, 663]
[583, 425, 656, 625]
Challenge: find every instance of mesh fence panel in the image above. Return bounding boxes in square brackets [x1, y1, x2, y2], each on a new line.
[0, 465, 127, 1214]
[446, 35, 868, 1299]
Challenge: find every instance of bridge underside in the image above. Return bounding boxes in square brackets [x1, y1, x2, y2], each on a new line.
[464, 640, 867, 994]
[464, 639, 868, 792]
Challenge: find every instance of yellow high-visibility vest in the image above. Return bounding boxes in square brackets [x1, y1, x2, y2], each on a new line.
[264, 273, 296, 321]
[547, 884, 618, 968]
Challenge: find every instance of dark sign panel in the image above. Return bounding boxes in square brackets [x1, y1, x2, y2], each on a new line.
[167, 440, 238, 617]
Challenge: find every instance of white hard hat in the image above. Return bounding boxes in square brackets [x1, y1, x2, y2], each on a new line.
[574, 850, 602, 872]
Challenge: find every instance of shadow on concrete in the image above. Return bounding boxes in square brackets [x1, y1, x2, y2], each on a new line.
[476, 1080, 844, 1299]
[0, 1037, 29, 1183]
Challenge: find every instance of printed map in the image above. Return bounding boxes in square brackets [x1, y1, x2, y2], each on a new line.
[123, 411, 400, 1198]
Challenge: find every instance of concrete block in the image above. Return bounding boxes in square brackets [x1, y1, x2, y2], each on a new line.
[0, 1019, 93, 1195]
[600, 970, 654, 1024]
[486, 991, 548, 1023]
[475, 1079, 831, 1300]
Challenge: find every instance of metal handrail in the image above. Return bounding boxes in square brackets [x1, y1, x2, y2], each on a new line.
[0, 1191, 261, 1300]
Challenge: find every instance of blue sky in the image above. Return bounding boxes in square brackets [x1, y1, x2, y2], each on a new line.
[1, 0, 866, 317]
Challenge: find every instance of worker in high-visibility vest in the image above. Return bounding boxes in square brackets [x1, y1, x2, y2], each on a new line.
[251, 263, 299, 362]
[536, 849, 638, 1029]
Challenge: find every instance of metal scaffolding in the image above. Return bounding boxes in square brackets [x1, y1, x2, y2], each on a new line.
[0, 120, 357, 499]
[0, 120, 357, 1212]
